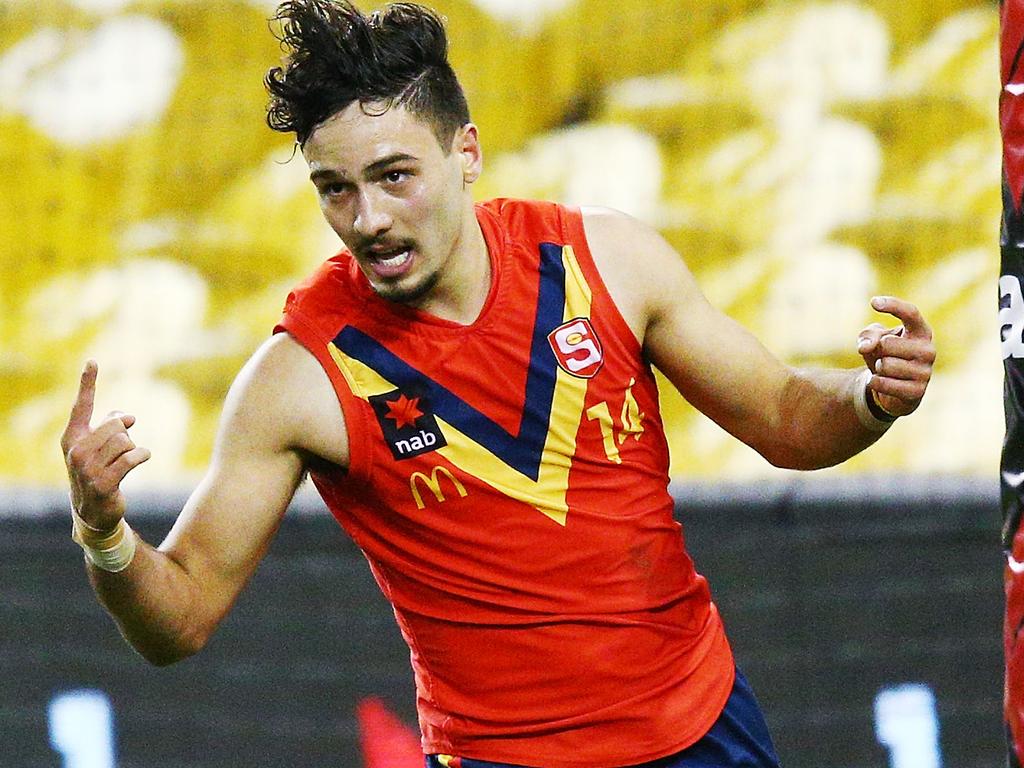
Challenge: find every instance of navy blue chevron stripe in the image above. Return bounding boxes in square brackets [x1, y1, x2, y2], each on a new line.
[334, 242, 568, 480]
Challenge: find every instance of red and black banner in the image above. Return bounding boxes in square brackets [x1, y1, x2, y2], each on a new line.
[1001, 1, 1024, 764]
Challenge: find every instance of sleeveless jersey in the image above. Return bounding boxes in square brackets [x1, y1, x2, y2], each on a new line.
[276, 198, 734, 767]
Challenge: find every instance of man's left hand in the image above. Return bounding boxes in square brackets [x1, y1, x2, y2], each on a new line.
[856, 296, 935, 418]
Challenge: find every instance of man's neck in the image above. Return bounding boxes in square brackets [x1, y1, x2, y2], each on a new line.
[412, 204, 490, 326]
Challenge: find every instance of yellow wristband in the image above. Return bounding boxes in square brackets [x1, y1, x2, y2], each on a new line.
[71, 511, 137, 573]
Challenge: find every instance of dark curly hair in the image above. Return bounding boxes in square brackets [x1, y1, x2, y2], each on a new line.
[265, 0, 470, 148]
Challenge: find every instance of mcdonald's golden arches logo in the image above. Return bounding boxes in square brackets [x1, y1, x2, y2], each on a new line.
[409, 466, 469, 510]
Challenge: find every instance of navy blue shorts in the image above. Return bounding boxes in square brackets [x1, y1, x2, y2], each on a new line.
[425, 667, 780, 768]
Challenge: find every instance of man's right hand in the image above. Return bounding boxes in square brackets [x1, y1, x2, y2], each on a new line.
[61, 361, 151, 531]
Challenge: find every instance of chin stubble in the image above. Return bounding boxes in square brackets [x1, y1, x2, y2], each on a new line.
[376, 268, 440, 305]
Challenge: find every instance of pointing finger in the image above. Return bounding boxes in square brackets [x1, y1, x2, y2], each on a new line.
[63, 360, 98, 445]
[871, 296, 932, 340]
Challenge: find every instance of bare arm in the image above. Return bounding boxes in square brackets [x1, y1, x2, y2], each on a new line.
[581, 208, 934, 470]
[61, 333, 347, 665]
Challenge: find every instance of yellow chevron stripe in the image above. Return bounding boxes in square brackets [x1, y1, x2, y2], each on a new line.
[326, 245, 595, 527]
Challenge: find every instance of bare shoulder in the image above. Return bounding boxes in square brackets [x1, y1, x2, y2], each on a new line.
[580, 206, 701, 345]
[220, 332, 348, 469]
[579, 205, 655, 240]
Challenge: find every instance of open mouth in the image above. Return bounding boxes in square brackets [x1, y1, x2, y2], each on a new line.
[365, 246, 414, 278]
[375, 249, 411, 267]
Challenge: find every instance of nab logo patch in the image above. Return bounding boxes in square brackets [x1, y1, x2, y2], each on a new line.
[369, 389, 447, 461]
[547, 317, 604, 378]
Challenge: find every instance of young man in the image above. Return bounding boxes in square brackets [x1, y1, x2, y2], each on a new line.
[62, 2, 935, 766]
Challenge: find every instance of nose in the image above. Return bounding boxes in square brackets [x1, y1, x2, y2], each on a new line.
[352, 188, 393, 240]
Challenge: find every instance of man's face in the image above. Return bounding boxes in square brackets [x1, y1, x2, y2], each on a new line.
[302, 102, 480, 305]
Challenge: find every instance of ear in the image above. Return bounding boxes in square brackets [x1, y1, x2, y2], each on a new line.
[453, 123, 483, 185]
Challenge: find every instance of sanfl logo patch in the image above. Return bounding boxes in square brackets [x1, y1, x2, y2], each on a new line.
[547, 318, 604, 378]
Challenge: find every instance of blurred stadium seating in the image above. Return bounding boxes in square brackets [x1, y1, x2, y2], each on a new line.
[0, 0, 1003, 487]
[0, 2, 1006, 767]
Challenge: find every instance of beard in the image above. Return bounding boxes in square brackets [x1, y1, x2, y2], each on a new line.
[371, 267, 440, 306]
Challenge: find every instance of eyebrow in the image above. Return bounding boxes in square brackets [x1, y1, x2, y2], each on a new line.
[309, 153, 419, 185]
[364, 153, 418, 175]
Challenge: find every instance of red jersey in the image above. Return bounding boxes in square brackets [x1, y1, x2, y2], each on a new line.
[276, 198, 734, 767]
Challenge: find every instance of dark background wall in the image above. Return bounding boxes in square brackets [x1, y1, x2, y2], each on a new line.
[1, 477, 1002, 767]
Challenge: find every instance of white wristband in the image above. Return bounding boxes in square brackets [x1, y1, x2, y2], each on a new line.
[71, 511, 137, 573]
[853, 368, 896, 433]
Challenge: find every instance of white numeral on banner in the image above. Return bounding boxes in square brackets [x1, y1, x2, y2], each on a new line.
[874, 683, 942, 768]
[48, 689, 117, 768]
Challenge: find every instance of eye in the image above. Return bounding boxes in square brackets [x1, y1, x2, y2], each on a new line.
[318, 181, 349, 198]
[383, 169, 409, 185]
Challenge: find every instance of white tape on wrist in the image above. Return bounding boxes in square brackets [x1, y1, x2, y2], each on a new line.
[853, 368, 896, 433]
[71, 510, 137, 573]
